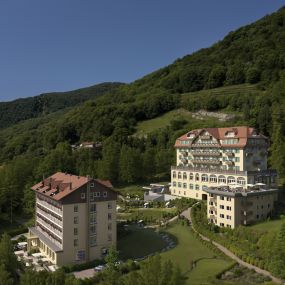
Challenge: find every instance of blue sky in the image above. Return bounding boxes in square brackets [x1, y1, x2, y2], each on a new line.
[0, 1, 284, 101]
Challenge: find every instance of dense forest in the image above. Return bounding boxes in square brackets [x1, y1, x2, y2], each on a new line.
[0, 5, 285, 247]
[0, 82, 123, 129]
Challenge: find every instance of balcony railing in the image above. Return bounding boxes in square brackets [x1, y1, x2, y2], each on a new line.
[36, 201, 62, 217]
[36, 208, 63, 228]
[192, 151, 221, 157]
[191, 143, 220, 148]
[192, 159, 221, 165]
[171, 165, 247, 176]
[225, 152, 235, 157]
[225, 161, 234, 165]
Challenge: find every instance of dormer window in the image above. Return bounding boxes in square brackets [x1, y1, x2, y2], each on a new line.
[225, 131, 235, 138]
[187, 133, 195, 139]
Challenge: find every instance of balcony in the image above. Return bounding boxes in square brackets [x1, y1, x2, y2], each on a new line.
[191, 143, 220, 148]
[200, 135, 211, 140]
[242, 210, 253, 216]
[209, 197, 217, 202]
[192, 159, 221, 165]
[36, 208, 63, 228]
[171, 165, 247, 176]
[36, 200, 62, 217]
[181, 158, 188, 164]
[225, 161, 234, 165]
[225, 152, 235, 157]
[209, 206, 216, 212]
[192, 151, 221, 157]
[181, 151, 188, 156]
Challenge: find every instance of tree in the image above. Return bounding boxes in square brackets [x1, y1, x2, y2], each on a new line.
[207, 65, 226, 88]
[0, 265, 13, 285]
[123, 255, 185, 285]
[246, 67, 260, 84]
[0, 233, 19, 278]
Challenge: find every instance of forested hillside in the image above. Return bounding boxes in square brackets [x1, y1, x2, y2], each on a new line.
[0, 82, 123, 129]
[0, 6, 285, 227]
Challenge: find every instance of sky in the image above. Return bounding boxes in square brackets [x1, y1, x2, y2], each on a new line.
[0, 1, 284, 102]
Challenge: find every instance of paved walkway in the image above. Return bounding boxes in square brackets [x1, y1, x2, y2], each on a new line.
[181, 206, 285, 285]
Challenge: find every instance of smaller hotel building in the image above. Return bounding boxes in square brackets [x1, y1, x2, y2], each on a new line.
[170, 126, 278, 228]
[27, 172, 117, 266]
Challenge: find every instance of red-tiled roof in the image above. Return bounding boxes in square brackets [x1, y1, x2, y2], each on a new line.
[31, 172, 113, 201]
[174, 126, 267, 148]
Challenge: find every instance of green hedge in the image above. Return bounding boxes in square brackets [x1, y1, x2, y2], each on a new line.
[62, 259, 103, 273]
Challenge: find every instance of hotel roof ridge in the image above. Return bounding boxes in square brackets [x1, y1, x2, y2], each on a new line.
[31, 172, 114, 201]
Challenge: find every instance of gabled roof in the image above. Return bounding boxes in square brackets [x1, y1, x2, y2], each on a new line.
[174, 126, 267, 148]
[31, 172, 114, 201]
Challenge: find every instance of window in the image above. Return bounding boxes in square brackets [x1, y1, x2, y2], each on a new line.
[74, 239, 78, 247]
[183, 172, 187, 179]
[220, 196, 224, 200]
[103, 192, 107, 197]
[172, 171, 176, 178]
[227, 176, 236, 184]
[189, 184, 194, 190]
[227, 224, 231, 228]
[201, 174, 208, 182]
[226, 215, 231, 220]
[178, 172, 182, 179]
[189, 173, 193, 180]
[81, 192, 86, 199]
[183, 183, 187, 189]
[108, 233, 112, 241]
[237, 177, 246, 185]
[210, 175, 217, 183]
[195, 174, 199, 181]
[90, 236, 97, 247]
[74, 228, 78, 235]
[220, 214, 224, 218]
[90, 213, 97, 224]
[173, 182, 176, 187]
[90, 183, 95, 188]
[268, 203, 270, 208]
[220, 223, 224, 227]
[226, 197, 231, 201]
[226, 206, 231, 210]
[108, 223, 112, 230]
[74, 205, 78, 212]
[95, 192, 101, 197]
[218, 176, 226, 184]
[90, 225, 96, 234]
[108, 213, 112, 220]
[76, 250, 86, 261]
[90, 203, 96, 212]
[178, 182, 182, 188]
[108, 202, 112, 209]
[220, 205, 224, 209]
[195, 185, 199, 190]
[256, 214, 259, 219]
[74, 217, 78, 224]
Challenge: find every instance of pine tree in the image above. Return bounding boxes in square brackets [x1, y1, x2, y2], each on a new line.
[0, 265, 13, 285]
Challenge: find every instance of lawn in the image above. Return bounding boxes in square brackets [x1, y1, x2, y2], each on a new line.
[117, 207, 177, 221]
[134, 108, 238, 136]
[117, 225, 168, 260]
[250, 219, 284, 233]
[116, 184, 145, 198]
[161, 223, 232, 285]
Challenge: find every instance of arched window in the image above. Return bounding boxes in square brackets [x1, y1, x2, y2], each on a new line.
[227, 176, 236, 184]
[237, 177, 246, 185]
[172, 182, 176, 187]
[201, 174, 208, 182]
[172, 171, 176, 179]
[189, 173, 194, 180]
[195, 184, 200, 190]
[209, 175, 217, 183]
[183, 183, 187, 189]
[218, 175, 226, 184]
[202, 185, 208, 191]
[183, 172, 187, 179]
[178, 172, 182, 179]
[195, 173, 200, 181]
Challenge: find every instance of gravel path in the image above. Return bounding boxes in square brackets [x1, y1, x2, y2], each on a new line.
[181, 206, 284, 285]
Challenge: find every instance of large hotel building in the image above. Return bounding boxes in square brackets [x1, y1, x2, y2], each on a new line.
[170, 126, 278, 228]
[27, 172, 117, 266]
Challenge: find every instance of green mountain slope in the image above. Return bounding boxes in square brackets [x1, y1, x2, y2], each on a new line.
[0, 82, 123, 129]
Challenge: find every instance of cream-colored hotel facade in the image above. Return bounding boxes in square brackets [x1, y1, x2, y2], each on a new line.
[27, 172, 117, 266]
[170, 126, 278, 228]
